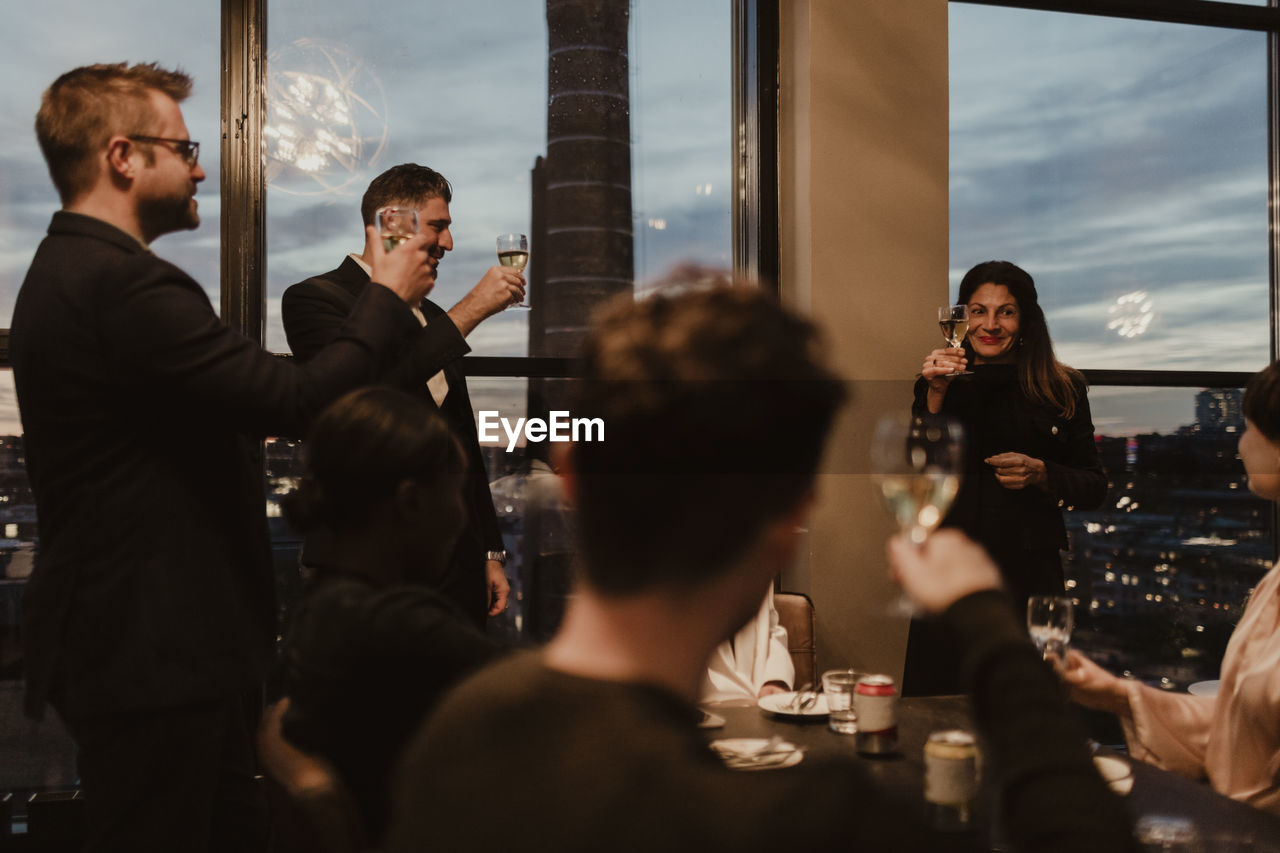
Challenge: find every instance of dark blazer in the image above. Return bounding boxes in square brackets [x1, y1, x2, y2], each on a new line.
[9, 212, 440, 720]
[912, 364, 1107, 598]
[282, 257, 503, 625]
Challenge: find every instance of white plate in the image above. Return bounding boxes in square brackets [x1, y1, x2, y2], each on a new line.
[1188, 679, 1220, 697]
[758, 691, 829, 718]
[710, 738, 805, 771]
[1093, 754, 1134, 796]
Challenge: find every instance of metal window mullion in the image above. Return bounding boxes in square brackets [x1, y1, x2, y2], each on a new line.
[949, 0, 1280, 33]
[1265, 13, 1280, 584]
[732, 0, 780, 293]
[221, 0, 267, 344]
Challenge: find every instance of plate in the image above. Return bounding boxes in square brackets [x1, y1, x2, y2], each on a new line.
[1093, 755, 1134, 796]
[710, 738, 805, 771]
[1188, 679, 1220, 697]
[758, 691, 829, 718]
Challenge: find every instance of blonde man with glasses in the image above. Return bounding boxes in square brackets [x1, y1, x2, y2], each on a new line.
[11, 62, 444, 852]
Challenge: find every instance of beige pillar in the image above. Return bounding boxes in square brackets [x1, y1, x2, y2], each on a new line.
[778, 0, 950, 681]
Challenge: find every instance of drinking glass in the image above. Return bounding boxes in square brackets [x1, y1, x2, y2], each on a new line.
[822, 668, 861, 734]
[376, 207, 419, 253]
[1026, 595, 1073, 665]
[497, 233, 530, 308]
[871, 413, 964, 615]
[937, 305, 973, 376]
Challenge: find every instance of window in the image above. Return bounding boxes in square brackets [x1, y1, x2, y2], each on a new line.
[261, 0, 735, 640]
[0, 0, 756, 806]
[0, 0, 222, 797]
[951, 0, 1277, 688]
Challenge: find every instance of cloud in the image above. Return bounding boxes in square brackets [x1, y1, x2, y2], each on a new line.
[950, 7, 1269, 391]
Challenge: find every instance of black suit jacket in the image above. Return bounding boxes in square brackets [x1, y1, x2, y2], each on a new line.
[282, 257, 502, 625]
[10, 212, 436, 719]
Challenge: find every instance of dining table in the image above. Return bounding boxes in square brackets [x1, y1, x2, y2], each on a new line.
[701, 693, 1280, 848]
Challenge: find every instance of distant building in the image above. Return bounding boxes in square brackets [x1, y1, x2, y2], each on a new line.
[1193, 388, 1244, 435]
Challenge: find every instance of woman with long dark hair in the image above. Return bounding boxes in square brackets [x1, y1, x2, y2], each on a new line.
[905, 260, 1106, 694]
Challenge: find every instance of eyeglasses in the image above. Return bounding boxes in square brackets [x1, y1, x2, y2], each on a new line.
[128, 135, 200, 167]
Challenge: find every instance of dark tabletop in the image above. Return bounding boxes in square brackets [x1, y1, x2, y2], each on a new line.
[702, 694, 1280, 846]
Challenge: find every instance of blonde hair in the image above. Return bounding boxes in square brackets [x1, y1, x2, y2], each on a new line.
[35, 62, 193, 203]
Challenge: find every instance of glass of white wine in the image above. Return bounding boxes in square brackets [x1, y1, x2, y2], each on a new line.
[1027, 595, 1073, 666]
[937, 305, 973, 376]
[871, 413, 964, 615]
[377, 207, 419, 252]
[497, 233, 530, 309]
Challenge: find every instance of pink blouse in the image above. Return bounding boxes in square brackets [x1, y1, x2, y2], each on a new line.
[1121, 562, 1280, 813]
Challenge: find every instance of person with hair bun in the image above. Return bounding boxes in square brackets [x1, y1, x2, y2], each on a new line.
[906, 260, 1107, 694]
[278, 386, 501, 843]
[1061, 361, 1280, 815]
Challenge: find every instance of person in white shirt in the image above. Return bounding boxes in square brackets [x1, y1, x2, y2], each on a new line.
[701, 587, 793, 702]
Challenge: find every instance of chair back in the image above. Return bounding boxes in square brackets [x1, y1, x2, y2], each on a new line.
[775, 591, 817, 688]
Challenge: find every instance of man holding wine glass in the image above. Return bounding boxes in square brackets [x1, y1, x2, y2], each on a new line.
[902, 260, 1106, 695]
[283, 163, 525, 626]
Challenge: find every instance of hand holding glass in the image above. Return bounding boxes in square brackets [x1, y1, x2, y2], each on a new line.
[938, 305, 973, 376]
[871, 414, 964, 616]
[1027, 595, 1073, 666]
[497, 233, 529, 309]
[377, 208, 419, 253]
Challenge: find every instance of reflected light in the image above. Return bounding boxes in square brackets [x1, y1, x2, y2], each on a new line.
[265, 38, 389, 196]
[1106, 290, 1155, 338]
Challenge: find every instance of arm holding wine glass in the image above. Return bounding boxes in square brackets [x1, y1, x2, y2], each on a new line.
[886, 530, 1138, 851]
[920, 347, 969, 413]
[446, 265, 525, 337]
[887, 529, 1001, 615]
[1054, 362, 1280, 814]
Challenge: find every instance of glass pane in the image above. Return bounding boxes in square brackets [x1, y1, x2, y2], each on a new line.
[0, 4, 219, 801]
[0, 2, 222, 321]
[265, 377, 581, 646]
[264, 0, 731, 359]
[1065, 385, 1271, 690]
[950, 6, 1268, 372]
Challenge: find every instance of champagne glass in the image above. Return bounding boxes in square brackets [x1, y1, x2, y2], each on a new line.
[377, 207, 419, 253]
[871, 413, 964, 615]
[497, 233, 530, 309]
[937, 305, 973, 376]
[1027, 595, 1073, 666]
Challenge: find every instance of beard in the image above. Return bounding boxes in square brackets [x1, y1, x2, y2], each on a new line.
[137, 191, 199, 239]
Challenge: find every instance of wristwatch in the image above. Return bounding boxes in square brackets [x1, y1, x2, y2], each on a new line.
[486, 550, 508, 567]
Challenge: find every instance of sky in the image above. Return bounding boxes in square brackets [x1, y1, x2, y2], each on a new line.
[0, 2, 1269, 436]
[950, 5, 1271, 434]
[0, 0, 731, 432]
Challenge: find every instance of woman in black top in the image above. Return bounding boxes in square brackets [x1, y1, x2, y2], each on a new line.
[905, 260, 1106, 694]
[277, 387, 500, 842]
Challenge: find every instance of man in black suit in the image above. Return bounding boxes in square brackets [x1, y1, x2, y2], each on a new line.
[10, 63, 440, 852]
[283, 164, 523, 626]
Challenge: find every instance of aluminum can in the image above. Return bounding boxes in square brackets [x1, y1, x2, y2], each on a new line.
[924, 729, 979, 830]
[853, 674, 898, 754]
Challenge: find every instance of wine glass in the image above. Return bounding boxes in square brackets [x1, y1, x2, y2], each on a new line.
[871, 413, 964, 614]
[1027, 595, 1073, 666]
[497, 233, 530, 309]
[937, 305, 973, 376]
[377, 207, 419, 253]
[871, 413, 964, 545]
